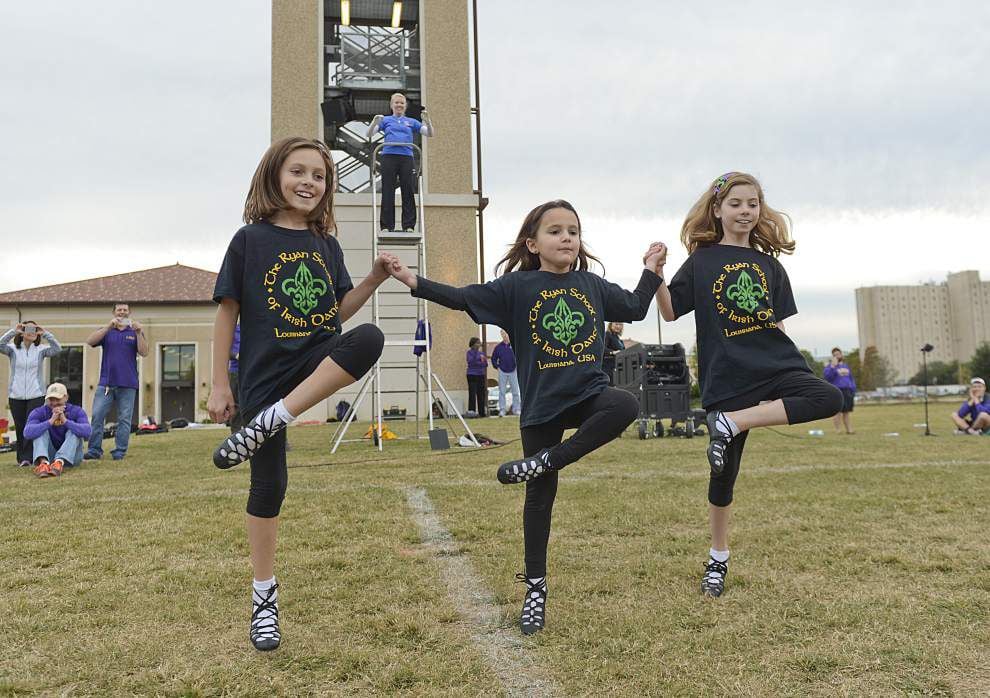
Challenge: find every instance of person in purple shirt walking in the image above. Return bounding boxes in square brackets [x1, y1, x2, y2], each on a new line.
[466, 336, 488, 417]
[491, 330, 521, 417]
[83, 303, 149, 461]
[823, 347, 857, 434]
[25, 382, 92, 477]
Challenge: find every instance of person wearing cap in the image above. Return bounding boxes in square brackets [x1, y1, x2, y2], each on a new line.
[23, 383, 92, 477]
[1, 321, 62, 466]
[951, 377, 990, 435]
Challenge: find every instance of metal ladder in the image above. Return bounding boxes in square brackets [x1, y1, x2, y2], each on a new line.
[331, 141, 479, 452]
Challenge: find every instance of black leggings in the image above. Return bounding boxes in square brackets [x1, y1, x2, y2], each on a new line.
[380, 154, 416, 231]
[466, 374, 487, 416]
[9, 397, 44, 463]
[708, 370, 843, 507]
[520, 387, 639, 577]
[245, 324, 384, 518]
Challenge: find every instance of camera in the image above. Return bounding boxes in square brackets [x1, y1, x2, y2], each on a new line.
[23, 323, 37, 334]
[118, 318, 132, 327]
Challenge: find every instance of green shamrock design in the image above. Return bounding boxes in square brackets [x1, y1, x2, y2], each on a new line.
[541, 297, 585, 345]
[281, 261, 328, 315]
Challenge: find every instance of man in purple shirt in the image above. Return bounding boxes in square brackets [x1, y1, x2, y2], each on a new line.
[25, 382, 92, 477]
[466, 336, 488, 417]
[491, 330, 521, 417]
[824, 347, 857, 434]
[83, 303, 148, 460]
[952, 377, 990, 435]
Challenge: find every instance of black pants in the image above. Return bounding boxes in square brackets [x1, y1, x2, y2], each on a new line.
[245, 324, 384, 518]
[519, 387, 639, 577]
[9, 397, 44, 464]
[708, 370, 843, 507]
[466, 374, 487, 416]
[380, 154, 416, 231]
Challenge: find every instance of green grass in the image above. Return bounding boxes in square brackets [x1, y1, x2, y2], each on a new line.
[1, 403, 988, 696]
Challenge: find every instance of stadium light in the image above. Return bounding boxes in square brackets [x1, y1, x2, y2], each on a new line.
[340, 0, 350, 26]
[391, 1, 402, 28]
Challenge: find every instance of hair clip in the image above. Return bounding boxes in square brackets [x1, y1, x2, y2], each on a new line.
[713, 172, 735, 196]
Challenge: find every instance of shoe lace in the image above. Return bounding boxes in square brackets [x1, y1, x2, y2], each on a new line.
[515, 573, 546, 624]
[251, 584, 280, 638]
[703, 559, 727, 584]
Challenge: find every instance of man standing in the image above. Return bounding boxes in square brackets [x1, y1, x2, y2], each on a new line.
[84, 303, 148, 460]
[25, 382, 91, 477]
[824, 347, 857, 434]
[491, 330, 521, 417]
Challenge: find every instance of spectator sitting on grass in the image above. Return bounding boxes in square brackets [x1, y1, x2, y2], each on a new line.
[24, 382, 92, 478]
[951, 377, 990, 435]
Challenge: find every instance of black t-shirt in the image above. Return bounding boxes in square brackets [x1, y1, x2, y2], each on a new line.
[413, 268, 661, 427]
[668, 244, 809, 408]
[213, 223, 354, 411]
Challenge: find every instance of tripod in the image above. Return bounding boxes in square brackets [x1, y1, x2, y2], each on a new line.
[920, 343, 934, 436]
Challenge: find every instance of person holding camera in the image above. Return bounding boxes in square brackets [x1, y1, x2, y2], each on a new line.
[1, 321, 62, 466]
[367, 93, 434, 233]
[952, 377, 990, 435]
[824, 347, 857, 434]
[24, 382, 91, 477]
[84, 303, 148, 460]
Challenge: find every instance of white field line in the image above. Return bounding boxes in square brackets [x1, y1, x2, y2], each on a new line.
[403, 486, 560, 698]
[0, 459, 980, 511]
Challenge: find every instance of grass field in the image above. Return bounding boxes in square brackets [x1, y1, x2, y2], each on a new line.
[2, 402, 988, 696]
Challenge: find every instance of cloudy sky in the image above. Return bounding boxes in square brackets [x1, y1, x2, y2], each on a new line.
[2, 1, 988, 355]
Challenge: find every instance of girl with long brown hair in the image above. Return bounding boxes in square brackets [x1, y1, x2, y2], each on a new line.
[207, 137, 395, 651]
[388, 199, 666, 635]
[651, 172, 842, 598]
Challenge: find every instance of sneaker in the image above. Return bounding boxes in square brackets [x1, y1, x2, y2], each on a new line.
[403, 228, 415, 233]
[33, 459, 51, 478]
[705, 411, 733, 475]
[251, 584, 281, 651]
[18, 460, 31, 468]
[111, 453, 125, 461]
[516, 574, 547, 635]
[213, 404, 287, 469]
[49, 459, 64, 477]
[83, 452, 101, 461]
[497, 448, 556, 485]
[701, 557, 728, 598]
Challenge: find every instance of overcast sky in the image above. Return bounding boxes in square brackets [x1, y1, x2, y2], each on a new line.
[2, 1, 988, 355]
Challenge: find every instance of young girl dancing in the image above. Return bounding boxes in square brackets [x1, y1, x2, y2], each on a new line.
[388, 199, 665, 634]
[651, 172, 842, 598]
[208, 137, 393, 651]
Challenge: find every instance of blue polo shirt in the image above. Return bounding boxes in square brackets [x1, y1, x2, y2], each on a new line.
[380, 115, 422, 157]
[98, 327, 139, 389]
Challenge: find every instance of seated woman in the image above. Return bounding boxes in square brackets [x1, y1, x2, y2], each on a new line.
[367, 93, 434, 233]
[24, 382, 91, 478]
[952, 377, 990, 435]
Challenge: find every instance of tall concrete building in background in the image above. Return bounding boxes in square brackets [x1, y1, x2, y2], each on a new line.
[270, 0, 482, 420]
[855, 271, 990, 382]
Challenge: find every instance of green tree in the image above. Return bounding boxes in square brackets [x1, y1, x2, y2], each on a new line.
[968, 342, 990, 380]
[845, 348, 862, 386]
[908, 360, 959, 385]
[859, 346, 895, 390]
[799, 349, 824, 378]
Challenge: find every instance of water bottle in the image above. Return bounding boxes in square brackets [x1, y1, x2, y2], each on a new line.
[808, 429, 825, 437]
